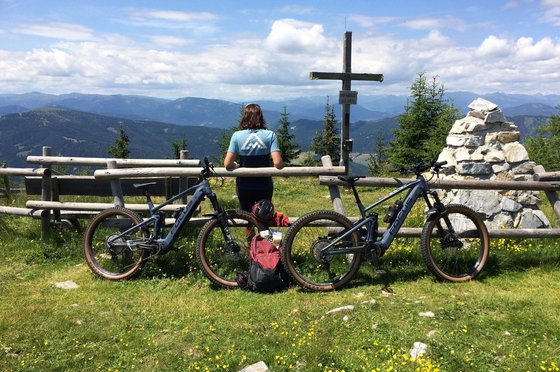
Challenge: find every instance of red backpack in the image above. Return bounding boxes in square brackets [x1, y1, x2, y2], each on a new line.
[244, 233, 288, 292]
[236, 200, 291, 292]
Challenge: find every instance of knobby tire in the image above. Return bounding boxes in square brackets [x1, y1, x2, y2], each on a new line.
[84, 207, 150, 280]
[282, 210, 362, 291]
[421, 204, 489, 282]
[196, 210, 264, 288]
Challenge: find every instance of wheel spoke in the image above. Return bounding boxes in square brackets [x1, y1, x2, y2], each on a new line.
[84, 207, 149, 280]
[196, 211, 263, 288]
[282, 210, 362, 291]
[421, 205, 489, 282]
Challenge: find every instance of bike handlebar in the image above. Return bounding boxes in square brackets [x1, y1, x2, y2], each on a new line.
[201, 157, 216, 179]
[408, 160, 448, 176]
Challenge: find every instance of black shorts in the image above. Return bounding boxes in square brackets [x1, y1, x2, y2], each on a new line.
[235, 176, 274, 212]
[236, 187, 273, 212]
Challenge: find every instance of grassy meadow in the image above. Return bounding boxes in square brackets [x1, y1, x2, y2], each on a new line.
[1, 177, 560, 371]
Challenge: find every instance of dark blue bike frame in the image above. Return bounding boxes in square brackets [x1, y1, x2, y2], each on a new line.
[107, 176, 233, 251]
[322, 176, 435, 255]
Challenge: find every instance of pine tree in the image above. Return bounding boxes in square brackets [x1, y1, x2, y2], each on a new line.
[526, 106, 560, 171]
[108, 126, 130, 159]
[310, 98, 341, 164]
[276, 106, 300, 165]
[367, 131, 390, 176]
[389, 73, 460, 169]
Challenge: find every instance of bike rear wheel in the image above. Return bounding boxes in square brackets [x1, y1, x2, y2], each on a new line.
[282, 210, 362, 291]
[196, 211, 264, 288]
[84, 207, 150, 280]
[421, 204, 489, 282]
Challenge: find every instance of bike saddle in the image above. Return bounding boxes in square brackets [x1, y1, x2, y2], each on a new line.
[337, 175, 365, 184]
[133, 182, 157, 190]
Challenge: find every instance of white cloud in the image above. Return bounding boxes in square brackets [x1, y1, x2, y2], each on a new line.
[148, 35, 193, 48]
[402, 18, 442, 30]
[347, 15, 400, 29]
[12, 23, 95, 41]
[400, 16, 467, 32]
[476, 35, 512, 58]
[278, 5, 316, 15]
[264, 19, 332, 54]
[349, 28, 560, 97]
[126, 8, 217, 23]
[122, 8, 219, 35]
[2, 7, 560, 101]
[421, 30, 452, 46]
[541, 0, 560, 25]
[516, 36, 556, 60]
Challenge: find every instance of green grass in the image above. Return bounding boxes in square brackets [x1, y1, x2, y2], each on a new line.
[1, 178, 560, 371]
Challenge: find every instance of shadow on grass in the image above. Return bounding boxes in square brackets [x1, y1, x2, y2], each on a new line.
[288, 240, 560, 293]
[85, 236, 560, 292]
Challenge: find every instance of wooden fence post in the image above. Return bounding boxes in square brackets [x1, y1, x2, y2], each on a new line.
[40, 146, 52, 239]
[179, 150, 189, 204]
[1, 163, 11, 200]
[534, 165, 560, 226]
[321, 155, 345, 215]
[107, 160, 125, 207]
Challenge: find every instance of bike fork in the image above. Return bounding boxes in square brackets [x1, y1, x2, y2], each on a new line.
[423, 192, 458, 245]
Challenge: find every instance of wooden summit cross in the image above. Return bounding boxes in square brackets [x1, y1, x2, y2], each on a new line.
[310, 31, 383, 171]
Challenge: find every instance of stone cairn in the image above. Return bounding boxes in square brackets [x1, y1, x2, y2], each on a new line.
[436, 98, 550, 229]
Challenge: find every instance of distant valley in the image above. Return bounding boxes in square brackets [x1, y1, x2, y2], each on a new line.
[0, 92, 557, 168]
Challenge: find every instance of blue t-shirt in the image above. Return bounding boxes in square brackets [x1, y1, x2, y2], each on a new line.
[228, 129, 280, 190]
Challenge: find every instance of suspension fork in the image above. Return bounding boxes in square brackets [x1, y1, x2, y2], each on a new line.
[207, 191, 236, 242]
[423, 190, 453, 235]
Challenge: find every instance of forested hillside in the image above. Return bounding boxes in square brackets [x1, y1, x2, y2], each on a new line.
[0, 107, 223, 167]
[0, 92, 555, 169]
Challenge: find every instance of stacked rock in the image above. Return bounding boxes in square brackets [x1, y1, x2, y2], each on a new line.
[436, 98, 550, 229]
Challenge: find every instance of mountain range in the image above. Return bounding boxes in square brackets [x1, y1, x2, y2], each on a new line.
[0, 92, 557, 168]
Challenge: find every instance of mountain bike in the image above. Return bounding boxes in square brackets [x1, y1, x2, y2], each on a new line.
[281, 161, 490, 291]
[84, 157, 265, 287]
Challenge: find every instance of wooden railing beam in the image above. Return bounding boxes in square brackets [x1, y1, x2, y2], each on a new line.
[94, 165, 346, 179]
[319, 176, 560, 192]
[27, 156, 200, 167]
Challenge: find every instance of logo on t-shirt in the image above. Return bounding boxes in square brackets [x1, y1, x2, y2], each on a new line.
[241, 133, 267, 151]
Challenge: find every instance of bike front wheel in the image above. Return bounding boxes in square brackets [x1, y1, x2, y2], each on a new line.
[421, 204, 489, 282]
[84, 207, 150, 280]
[282, 210, 362, 291]
[196, 211, 264, 288]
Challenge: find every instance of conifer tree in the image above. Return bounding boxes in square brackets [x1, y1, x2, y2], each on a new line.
[276, 106, 300, 165]
[108, 126, 130, 159]
[389, 73, 459, 169]
[526, 106, 560, 171]
[310, 98, 341, 164]
[367, 131, 390, 176]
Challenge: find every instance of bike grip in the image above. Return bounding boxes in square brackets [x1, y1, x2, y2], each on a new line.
[435, 161, 448, 167]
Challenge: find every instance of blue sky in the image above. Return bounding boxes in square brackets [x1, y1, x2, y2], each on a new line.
[1, 0, 559, 102]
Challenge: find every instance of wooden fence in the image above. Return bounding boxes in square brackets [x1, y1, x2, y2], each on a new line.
[0, 147, 346, 238]
[1, 146, 559, 240]
[319, 164, 560, 238]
